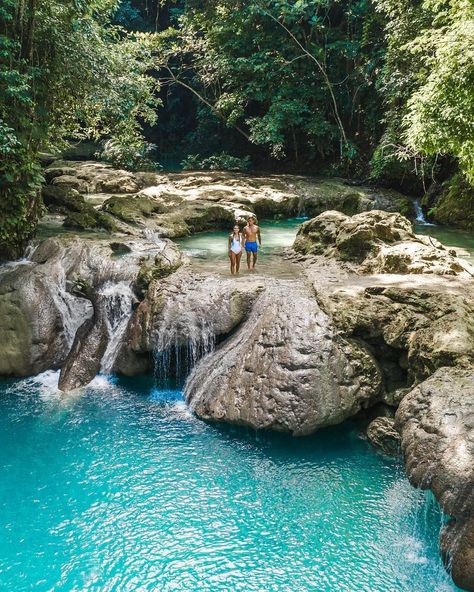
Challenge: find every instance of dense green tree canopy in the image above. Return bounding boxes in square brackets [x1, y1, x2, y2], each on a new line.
[1, 0, 473, 258]
[0, 0, 159, 258]
[156, 0, 385, 168]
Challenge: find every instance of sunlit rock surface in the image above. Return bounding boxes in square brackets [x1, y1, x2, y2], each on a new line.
[396, 367, 474, 591]
[295, 210, 474, 277]
[41, 161, 411, 236]
[185, 282, 382, 435]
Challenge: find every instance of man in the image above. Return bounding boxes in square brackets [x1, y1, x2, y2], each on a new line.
[242, 216, 262, 270]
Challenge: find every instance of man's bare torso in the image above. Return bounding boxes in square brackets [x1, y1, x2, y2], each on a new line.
[243, 223, 259, 242]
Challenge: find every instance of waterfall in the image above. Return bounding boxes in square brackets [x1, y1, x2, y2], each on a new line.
[52, 286, 92, 347]
[99, 281, 135, 373]
[142, 228, 167, 250]
[296, 194, 307, 219]
[414, 199, 435, 226]
[153, 314, 216, 386]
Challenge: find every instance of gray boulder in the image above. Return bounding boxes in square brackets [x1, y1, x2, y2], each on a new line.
[58, 284, 109, 391]
[185, 283, 382, 435]
[396, 367, 474, 591]
[366, 416, 400, 456]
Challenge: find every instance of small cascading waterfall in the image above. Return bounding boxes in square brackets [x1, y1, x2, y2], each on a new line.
[153, 314, 216, 387]
[296, 193, 307, 219]
[99, 281, 136, 373]
[142, 228, 167, 251]
[52, 285, 93, 347]
[414, 199, 435, 226]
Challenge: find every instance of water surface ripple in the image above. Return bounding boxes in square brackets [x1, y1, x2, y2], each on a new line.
[0, 373, 459, 591]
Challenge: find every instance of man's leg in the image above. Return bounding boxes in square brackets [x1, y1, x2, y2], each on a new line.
[253, 252, 257, 269]
[246, 250, 252, 269]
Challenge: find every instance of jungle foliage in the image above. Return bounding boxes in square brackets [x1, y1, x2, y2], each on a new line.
[0, 0, 159, 258]
[1, 0, 473, 257]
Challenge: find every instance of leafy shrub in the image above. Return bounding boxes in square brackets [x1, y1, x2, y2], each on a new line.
[181, 152, 251, 172]
[98, 139, 162, 172]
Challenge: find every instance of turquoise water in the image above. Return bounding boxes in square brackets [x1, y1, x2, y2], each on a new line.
[176, 218, 304, 276]
[415, 224, 474, 263]
[0, 373, 458, 592]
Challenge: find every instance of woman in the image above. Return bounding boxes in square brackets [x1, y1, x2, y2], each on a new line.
[228, 224, 243, 275]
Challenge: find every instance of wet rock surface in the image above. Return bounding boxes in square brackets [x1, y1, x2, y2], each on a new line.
[396, 367, 474, 591]
[0, 235, 182, 383]
[58, 284, 109, 391]
[116, 269, 264, 375]
[366, 416, 400, 456]
[185, 282, 382, 435]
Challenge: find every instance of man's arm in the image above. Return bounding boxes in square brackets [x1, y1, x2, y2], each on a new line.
[257, 227, 262, 246]
[242, 226, 247, 246]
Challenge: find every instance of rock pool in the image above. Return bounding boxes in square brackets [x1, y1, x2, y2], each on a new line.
[0, 373, 460, 591]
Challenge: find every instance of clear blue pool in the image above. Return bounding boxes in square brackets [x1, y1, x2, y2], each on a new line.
[0, 373, 458, 591]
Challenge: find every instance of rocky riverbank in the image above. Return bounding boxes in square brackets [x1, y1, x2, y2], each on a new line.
[39, 159, 413, 237]
[1, 164, 473, 590]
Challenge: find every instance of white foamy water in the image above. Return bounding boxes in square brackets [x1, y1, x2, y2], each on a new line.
[99, 282, 135, 373]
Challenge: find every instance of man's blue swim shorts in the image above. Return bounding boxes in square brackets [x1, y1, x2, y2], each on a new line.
[245, 241, 258, 253]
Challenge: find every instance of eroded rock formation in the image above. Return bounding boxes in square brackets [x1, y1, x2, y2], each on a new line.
[396, 368, 474, 591]
[41, 160, 412, 237]
[0, 235, 182, 386]
[185, 282, 382, 435]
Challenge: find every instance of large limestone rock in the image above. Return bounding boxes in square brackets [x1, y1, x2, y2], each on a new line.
[45, 160, 140, 193]
[185, 283, 382, 435]
[0, 258, 91, 377]
[294, 210, 474, 277]
[41, 162, 412, 239]
[0, 235, 182, 379]
[116, 270, 264, 375]
[321, 284, 474, 384]
[58, 284, 109, 391]
[395, 367, 474, 591]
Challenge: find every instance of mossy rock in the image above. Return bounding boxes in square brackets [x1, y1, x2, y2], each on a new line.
[102, 195, 165, 223]
[63, 209, 116, 232]
[396, 198, 416, 219]
[182, 203, 235, 232]
[135, 258, 182, 297]
[42, 185, 85, 213]
[252, 197, 298, 219]
[428, 174, 474, 230]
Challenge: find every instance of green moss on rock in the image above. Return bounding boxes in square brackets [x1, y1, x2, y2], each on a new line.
[428, 174, 474, 230]
[102, 194, 165, 223]
[135, 257, 182, 297]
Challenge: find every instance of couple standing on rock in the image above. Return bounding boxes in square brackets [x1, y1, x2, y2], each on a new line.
[228, 216, 262, 275]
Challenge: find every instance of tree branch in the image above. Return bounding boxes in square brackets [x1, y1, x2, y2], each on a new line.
[162, 66, 251, 142]
[257, 3, 348, 150]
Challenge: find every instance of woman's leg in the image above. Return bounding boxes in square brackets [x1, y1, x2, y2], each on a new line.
[236, 252, 242, 273]
[230, 251, 236, 274]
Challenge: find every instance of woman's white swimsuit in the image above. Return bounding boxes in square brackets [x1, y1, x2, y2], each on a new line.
[231, 237, 242, 254]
